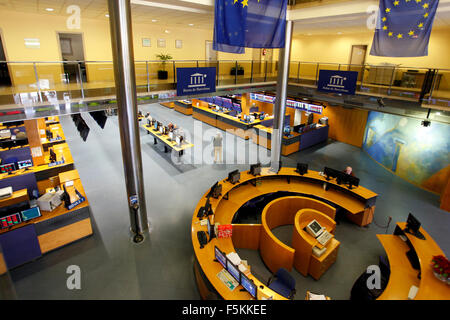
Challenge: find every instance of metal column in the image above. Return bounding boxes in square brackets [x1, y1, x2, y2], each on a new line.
[108, 0, 149, 243]
[270, 20, 293, 173]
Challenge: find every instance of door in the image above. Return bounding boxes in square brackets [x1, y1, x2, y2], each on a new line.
[205, 41, 218, 62]
[57, 33, 86, 83]
[0, 34, 12, 86]
[349, 45, 367, 81]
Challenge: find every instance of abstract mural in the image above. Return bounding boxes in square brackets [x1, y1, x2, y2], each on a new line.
[363, 111, 450, 194]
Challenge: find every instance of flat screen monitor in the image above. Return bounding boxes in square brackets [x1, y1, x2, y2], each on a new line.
[206, 215, 215, 240]
[223, 98, 232, 109]
[168, 132, 174, 141]
[176, 136, 181, 145]
[306, 219, 324, 238]
[240, 272, 257, 298]
[405, 213, 426, 240]
[215, 246, 227, 269]
[21, 206, 41, 222]
[296, 163, 308, 175]
[323, 167, 341, 181]
[154, 121, 158, 130]
[228, 170, 240, 184]
[226, 258, 241, 283]
[0, 212, 22, 229]
[210, 181, 222, 199]
[233, 103, 241, 112]
[0, 163, 16, 174]
[17, 159, 33, 169]
[259, 114, 265, 120]
[284, 126, 291, 135]
[250, 163, 262, 176]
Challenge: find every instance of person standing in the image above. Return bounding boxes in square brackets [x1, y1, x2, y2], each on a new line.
[213, 132, 223, 163]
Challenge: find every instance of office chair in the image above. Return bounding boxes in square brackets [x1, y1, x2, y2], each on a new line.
[267, 268, 296, 299]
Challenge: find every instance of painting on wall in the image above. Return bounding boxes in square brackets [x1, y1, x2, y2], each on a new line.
[363, 111, 450, 194]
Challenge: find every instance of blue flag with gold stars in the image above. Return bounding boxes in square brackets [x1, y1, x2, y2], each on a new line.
[371, 0, 440, 57]
[213, 0, 287, 53]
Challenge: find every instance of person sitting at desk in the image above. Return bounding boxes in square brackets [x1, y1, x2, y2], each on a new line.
[13, 129, 27, 140]
[146, 113, 153, 125]
[49, 148, 57, 163]
[343, 166, 355, 176]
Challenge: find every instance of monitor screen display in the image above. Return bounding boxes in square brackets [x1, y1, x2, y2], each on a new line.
[308, 220, 323, 234]
[226, 258, 241, 283]
[240, 272, 257, 298]
[407, 213, 421, 232]
[21, 206, 41, 222]
[284, 126, 291, 134]
[0, 163, 16, 174]
[207, 216, 214, 238]
[0, 212, 22, 229]
[215, 246, 227, 269]
[17, 159, 33, 169]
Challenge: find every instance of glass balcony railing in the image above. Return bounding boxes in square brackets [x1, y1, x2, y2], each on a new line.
[0, 60, 448, 111]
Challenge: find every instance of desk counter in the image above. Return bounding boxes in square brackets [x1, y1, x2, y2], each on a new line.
[192, 167, 378, 300]
[142, 125, 194, 156]
[173, 101, 193, 115]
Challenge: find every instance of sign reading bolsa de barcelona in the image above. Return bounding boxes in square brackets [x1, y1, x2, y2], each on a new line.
[176, 67, 216, 97]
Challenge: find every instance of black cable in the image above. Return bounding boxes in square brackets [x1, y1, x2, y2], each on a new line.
[372, 215, 392, 233]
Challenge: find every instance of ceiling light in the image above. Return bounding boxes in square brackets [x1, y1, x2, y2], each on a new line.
[131, 0, 209, 14]
[45, 8, 54, 12]
[337, 32, 343, 35]
[152, 19, 158, 22]
[436, 112, 441, 115]
[189, 24, 194, 26]
[165, 30, 170, 34]
[105, 14, 110, 17]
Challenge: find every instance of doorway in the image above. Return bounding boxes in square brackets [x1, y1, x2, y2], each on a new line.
[0, 33, 12, 86]
[57, 32, 86, 83]
[349, 45, 367, 81]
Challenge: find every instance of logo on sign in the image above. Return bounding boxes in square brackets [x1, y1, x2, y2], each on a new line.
[188, 73, 208, 88]
[328, 75, 346, 88]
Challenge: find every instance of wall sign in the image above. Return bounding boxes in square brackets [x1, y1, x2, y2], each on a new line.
[250, 93, 323, 114]
[176, 67, 216, 96]
[317, 70, 358, 95]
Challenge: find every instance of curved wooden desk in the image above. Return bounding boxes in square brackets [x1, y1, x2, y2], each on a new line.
[192, 167, 377, 300]
[377, 222, 450, 300]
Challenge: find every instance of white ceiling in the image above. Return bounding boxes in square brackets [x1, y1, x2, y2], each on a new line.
[0, 0, 215, 29]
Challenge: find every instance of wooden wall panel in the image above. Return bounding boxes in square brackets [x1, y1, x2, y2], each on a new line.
[24, 119, 46, 166]
[231, 224, 262, 250]
[440, 178, 450, 212]
[304, 104, 369, 148]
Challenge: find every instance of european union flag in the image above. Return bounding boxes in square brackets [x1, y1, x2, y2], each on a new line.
[370, 0, 440, 57]
[213, 0, 287, 54]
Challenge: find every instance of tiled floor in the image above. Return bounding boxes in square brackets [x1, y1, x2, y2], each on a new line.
[5, 102, 449, 299]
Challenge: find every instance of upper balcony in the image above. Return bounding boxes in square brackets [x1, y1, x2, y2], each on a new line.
[0, 59, 448, 123]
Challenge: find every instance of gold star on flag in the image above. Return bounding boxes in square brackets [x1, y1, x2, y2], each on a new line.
[382, 17, 387, 22]
[385, 8, 391, 13]
[233, 0, 238, 4]
[241, 0, 248, 7]
[383, 25, 388, 30]
[423, 3, 429, 9]
[416, 0, 422, 3]
[406, 0, 411, 2]
[394, 1, 399, 6]
[418, 22, 424, 28]
[388, 32, 393, 37]
[397, 33, 403, 39]
[424, 12, 429, 18]
[408, 30, 415, 36]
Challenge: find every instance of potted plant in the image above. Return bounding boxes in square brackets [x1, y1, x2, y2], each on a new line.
[230, 64, 244, 76]
[431, 255, 450, 285]
[156, 53, 173, 80]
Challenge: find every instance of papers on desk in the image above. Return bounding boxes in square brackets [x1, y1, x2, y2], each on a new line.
[200, 219, 208, 226]
[65, 180, 74, 187]
[226, 252, 241, 265]
[217, 269, 238, 291]
[308, 292, 327, 300]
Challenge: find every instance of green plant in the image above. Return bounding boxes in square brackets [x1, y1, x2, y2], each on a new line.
[156, 53, 173, 71]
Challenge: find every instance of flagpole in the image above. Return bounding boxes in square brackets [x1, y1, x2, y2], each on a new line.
[270, 19, 293, 173]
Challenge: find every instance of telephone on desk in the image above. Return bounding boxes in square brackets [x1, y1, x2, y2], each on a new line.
[197, 231, 208, 249]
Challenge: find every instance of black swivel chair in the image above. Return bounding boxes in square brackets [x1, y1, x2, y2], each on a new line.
[267, 268, 296, 299]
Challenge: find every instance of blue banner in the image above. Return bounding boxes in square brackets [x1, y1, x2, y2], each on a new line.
[213, 0, 287, 54]
[317, 70, 358, 95]
[176, 67, 216, 97]
[370, 0, 439, 57]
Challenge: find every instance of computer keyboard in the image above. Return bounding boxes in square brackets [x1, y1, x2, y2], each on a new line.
[316, 230, 332, 246]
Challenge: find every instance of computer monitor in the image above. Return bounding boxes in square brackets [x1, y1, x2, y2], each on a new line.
[0, 163, 16, 174]
[0, 212, 22, 229]
[21, 206, 41, 222]
[249, 163, 262, 176]
[17, 159, 33, 170]
[209, 181, 222, 199]
[207, 215, 215, 240]
[306, 219, 324, 238]
[240, 272, 257, 298]
[323, 167, 340, 181]
[176, 136, 181, 145]
[228, 170, 240, 184]
[283, 126, 291, 136]
[214, 246, 227, 269]
[159, 126, 164, 134]
[347, 175, 360, 189]
[168, 132, 174, 141]
[405, 213, 426, 240]
[296, 163, 308, 175]
[154, 121, 158, 130]
[226, 258, 241, 283]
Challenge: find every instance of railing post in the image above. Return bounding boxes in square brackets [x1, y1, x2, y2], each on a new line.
[427, 68, 439, 104]
[77, 62, 85, 99]
[388, 66, 396, 95]
[217, 61, 220, 86]
[264, 60, 268, 82]
[360, 65, 365, 88]
[196, 60, 199, 68]
[338, 64, 341, 71]
[146, 61, 150, 92]
[33, 62, 43, 103]
[315, 63, 319, 85]
[250, 60, 254, 83]
[173, 61, 176, 85]
[297, 62, 301, 83]
[235, 61, 238, 84]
